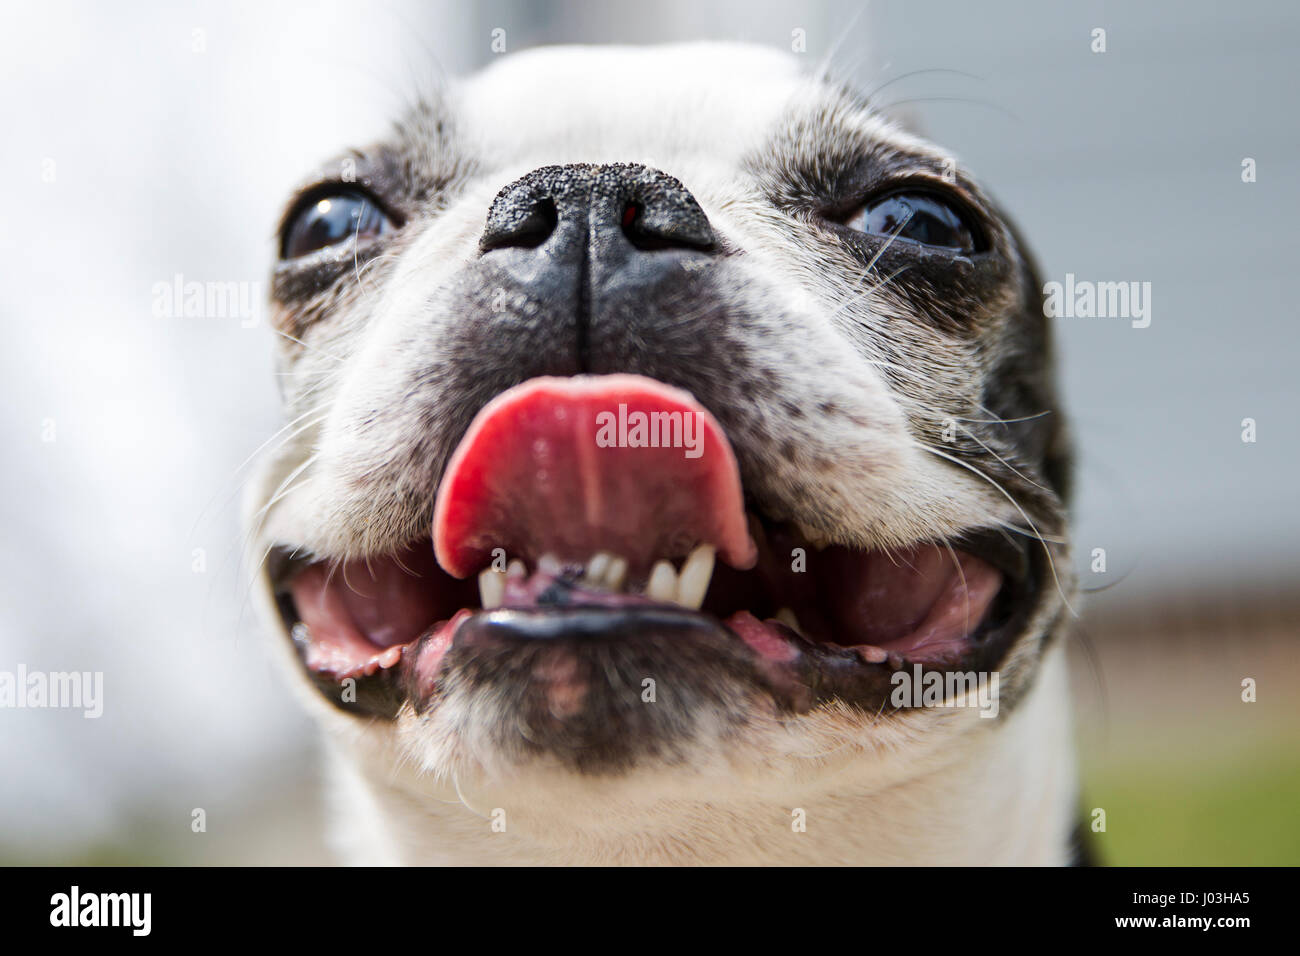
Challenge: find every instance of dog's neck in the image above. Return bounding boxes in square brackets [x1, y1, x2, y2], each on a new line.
[321, 647, 1075, 866]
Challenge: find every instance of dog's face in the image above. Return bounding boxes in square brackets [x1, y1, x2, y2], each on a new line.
[249, 43, 1074, 864]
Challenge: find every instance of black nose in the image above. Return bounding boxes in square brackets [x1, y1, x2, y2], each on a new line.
[481, 162, 716, 255]
[478, 165, 717, 368]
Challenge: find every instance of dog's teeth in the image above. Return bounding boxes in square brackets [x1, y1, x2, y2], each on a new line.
[507, 559, 526, 579]
[478, 568, 505, 609]
[603, 556, 628, 591]
[585, 552, 612, 586]
[856, 645, 888, 664]
[775, 607, 803, 636]
[646, 560, 678, 602]
[538, 553, 563, 575]
[675, 544, 715, 610]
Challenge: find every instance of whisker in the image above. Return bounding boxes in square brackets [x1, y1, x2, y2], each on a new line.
[956, 410, 1052, 426]
[916, 440, 1076, 618]
[272, 327, 348, 364]
[863, 67, 984, 105]
[248, 452, 319, 533]
[826, 206, 917, 318]
[957, 423, 1050, 494]
[879, 95, 1020, 123]
[1067, 619, 1110, 741]
[827, 262, 914, 322]
[813, 0, 871, 83]
[186, 403, 332, 544]
[938, 537, 974, 638]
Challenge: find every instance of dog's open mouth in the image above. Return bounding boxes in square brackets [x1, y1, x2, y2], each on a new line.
[271, 375, 1035, 718]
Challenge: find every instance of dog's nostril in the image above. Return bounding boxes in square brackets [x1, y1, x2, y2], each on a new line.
[481, 196, 558, 251]
[620, 199, 714, 253]
[618, 201, 663, 250]
[482, 164, 717, 258]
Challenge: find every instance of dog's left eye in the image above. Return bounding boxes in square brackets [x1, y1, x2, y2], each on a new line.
[845, 190, 982, 253]
[281, 190, 392, 259]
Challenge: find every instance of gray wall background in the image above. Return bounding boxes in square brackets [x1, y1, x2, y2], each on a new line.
[1, 0, 1295, 860]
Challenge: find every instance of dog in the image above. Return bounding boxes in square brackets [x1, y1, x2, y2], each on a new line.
[247, 42, 1079, 865]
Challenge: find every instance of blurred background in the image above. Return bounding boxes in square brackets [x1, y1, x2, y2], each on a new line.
[1, 0, 1295, 865]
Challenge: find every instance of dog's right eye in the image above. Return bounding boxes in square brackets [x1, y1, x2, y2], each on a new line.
[281, 190, 392, 259]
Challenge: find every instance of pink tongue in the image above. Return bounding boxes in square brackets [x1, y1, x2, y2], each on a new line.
[433, 375, 757, 578]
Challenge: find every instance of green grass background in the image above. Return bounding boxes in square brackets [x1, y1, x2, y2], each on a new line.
[1082, 734, 1300, 866]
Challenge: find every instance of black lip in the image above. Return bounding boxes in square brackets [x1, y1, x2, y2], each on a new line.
[276, 530, 1039, 722]
[456, 605, 725, 644]
[265, 509, 1040, 723]
[436, 605, 776, 710]
[949, 527, 1030, 582]
[436, 580, 1033, 716]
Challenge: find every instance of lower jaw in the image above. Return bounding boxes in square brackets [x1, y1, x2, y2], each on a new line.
[282, 564, 1036, 723]
[272, 501, 1040, 719]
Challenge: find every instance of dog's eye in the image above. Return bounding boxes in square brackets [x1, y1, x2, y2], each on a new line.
[281, 190, 391, 259]
[846, 190, 982, 253]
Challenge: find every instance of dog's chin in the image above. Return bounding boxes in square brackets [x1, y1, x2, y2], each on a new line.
[264, 374, 1041, 772]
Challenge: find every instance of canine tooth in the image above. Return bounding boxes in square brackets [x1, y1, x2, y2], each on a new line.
[856, 645, 888, 664]
[676, 544, 715, 610]
[507, 559, 526, 578]
[775, 607, 803, 636]
[603, 556, 628, 591]
[478, 568, 505, 609]
[646, 560, 678, 602]
[586, 552, 612, 585]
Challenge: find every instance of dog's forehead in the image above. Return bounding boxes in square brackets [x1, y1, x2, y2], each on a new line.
[451, 43, 816, 168]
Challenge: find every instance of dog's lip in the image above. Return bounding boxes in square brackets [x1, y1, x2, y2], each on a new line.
[268, 521, 1031, 718]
